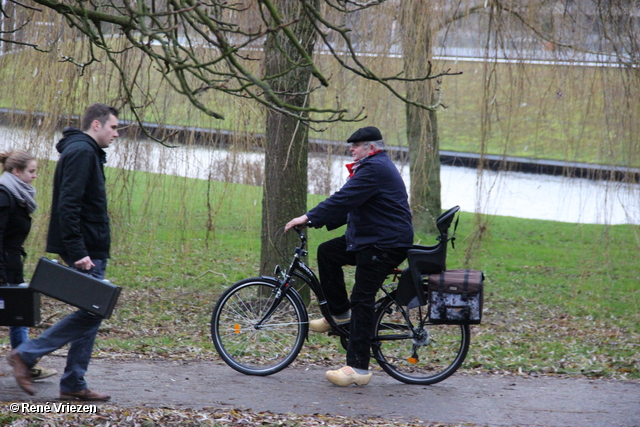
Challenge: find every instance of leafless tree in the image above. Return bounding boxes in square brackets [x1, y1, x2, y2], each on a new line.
[2, 0, 456, 129]
[1, 0, 460, 274]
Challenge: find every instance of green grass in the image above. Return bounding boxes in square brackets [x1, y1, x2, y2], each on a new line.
[451, 216, 640, 323]
[6, 167, 637, 380]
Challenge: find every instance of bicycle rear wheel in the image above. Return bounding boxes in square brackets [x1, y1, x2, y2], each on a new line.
[372, 296, 470, 385]
[211, 277, 308, 376]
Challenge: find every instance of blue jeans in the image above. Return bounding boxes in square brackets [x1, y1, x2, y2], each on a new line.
[17, 258, 107, 393]
[10, 326, 28, 349]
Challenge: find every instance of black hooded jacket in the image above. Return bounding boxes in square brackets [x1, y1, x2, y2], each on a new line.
[46, 127, 110, 262]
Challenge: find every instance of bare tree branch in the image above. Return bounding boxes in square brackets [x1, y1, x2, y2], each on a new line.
[3, 0, 455, 125]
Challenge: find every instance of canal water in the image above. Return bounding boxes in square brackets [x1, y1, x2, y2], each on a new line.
[110, 137, 640, 226]
[2, 126, 637, 225]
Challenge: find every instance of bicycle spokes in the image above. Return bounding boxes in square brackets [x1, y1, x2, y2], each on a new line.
[212, 278, 308, 376]
[373, 297, 470, 385]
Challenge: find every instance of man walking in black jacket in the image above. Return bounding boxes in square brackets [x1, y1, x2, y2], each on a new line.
[285, 126, 413, 386]
[7, 103, 119, 400]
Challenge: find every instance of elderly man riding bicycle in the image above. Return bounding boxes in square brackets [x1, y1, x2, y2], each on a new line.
[285, 126, 413, 387]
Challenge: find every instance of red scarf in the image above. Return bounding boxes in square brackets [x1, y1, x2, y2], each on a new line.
[345, 149, 383, 179]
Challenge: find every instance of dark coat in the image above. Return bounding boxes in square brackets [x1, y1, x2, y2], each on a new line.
[46, 127, 111, 262]
[0, 188, 30, 284]
[306, 150, 413, 251]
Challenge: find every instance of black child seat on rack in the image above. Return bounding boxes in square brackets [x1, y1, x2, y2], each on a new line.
[395, 206, 460, 307]
[427, 269, 484, 324]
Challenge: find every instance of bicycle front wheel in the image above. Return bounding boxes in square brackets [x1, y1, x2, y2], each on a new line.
[372, 297, 470, 385]
[211, 278, 308, 376]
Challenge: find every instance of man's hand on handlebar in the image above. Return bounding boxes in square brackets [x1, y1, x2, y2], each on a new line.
[285, 214, 309, 232]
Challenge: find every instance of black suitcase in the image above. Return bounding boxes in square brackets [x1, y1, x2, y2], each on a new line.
[30, 257, 121, 319]
[0, 284, 40, 326]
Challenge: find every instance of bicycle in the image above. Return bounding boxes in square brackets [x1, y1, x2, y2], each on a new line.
[210, 206, 470, 385]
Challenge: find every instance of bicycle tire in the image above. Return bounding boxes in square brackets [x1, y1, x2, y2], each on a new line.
[211, 277, 308, 376]
[372, 296, 470, 385]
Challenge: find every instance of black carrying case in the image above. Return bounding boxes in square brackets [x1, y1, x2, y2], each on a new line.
[30, 257, 121, 319]
[0, 285, 40, 326]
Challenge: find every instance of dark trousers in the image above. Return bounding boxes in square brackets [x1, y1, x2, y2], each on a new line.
[317, 236, 407, 370]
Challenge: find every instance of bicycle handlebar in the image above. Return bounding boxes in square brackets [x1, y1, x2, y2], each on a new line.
[292, 226, 307, 247]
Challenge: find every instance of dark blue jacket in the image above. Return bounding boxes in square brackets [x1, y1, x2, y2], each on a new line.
[46, 128, 111, 262]
[306, 150, 413, 251]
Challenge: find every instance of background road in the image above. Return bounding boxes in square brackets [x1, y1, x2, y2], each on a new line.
[1, 357, 639, 426]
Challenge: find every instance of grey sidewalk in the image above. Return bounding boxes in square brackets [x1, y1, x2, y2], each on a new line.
[1, 357, 639, 427]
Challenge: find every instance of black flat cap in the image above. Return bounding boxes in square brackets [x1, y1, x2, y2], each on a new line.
[347, 126, 383, 143]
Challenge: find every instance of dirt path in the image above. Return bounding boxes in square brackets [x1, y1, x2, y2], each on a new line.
[1, 356, 639, 427]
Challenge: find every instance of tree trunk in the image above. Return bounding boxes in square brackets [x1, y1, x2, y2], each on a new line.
[407, 97, 441, 233]
[261, 112, 309, 275]
[400, 1, 442, 234]
[260, 1, 318, 303]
